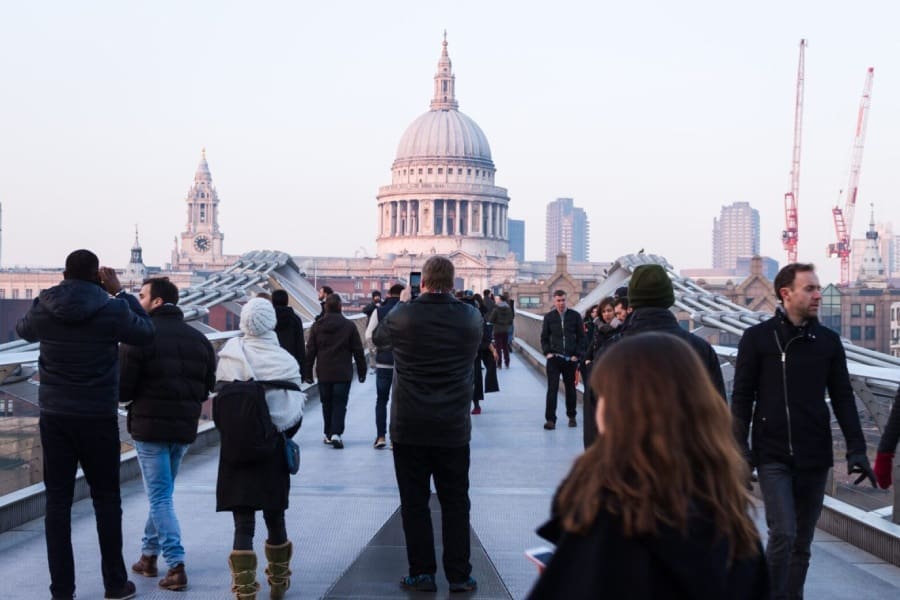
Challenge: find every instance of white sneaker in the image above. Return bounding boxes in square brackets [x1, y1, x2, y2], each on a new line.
[331, 434, 344, 449]
[323, 435, 332, 445]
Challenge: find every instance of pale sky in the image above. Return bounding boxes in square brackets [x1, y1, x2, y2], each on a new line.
[2, 1, 899, 285]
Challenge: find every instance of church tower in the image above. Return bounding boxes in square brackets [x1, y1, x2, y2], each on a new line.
[171, 149, 229, 270]
[122, 225, 148, 290]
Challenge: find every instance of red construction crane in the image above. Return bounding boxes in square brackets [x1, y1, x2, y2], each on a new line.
[827, 67, 874, 286]
[782, 39, 806, 263]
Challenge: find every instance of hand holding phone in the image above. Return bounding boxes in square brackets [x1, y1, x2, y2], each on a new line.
[409, 271, 421, 300]
[525, 546, 554, 574]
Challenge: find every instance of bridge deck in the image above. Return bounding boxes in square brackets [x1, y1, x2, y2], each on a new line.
[1, 353, 899, 598]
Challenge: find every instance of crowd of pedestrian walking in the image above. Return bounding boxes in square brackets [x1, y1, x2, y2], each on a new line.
[16, 249, 892, 600]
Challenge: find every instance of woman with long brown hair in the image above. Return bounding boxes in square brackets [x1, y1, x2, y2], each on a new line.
[528, 332, 769, 599]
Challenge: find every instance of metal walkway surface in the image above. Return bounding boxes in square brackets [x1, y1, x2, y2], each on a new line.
[1, 353, 899, 599]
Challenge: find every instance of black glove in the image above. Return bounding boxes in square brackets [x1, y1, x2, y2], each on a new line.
[847, 453, 877, 488]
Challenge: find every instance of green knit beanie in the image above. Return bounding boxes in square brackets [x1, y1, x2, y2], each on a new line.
[628, 265, 674, 309]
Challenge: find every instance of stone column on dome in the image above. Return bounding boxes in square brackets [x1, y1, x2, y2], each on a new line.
[467, 201, 473, 237]
[411, 200, 418, 235]
[441, 200, 448, 236]
[457, 200, 463, 235]
[487, 201, 494, 238]
[392, 201, 398, 236]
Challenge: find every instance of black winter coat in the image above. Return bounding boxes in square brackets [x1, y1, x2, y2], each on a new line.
[487, 302, 514, 334]
[119, 305, 217, 444]
[16, 280, 154, 417]
[303, 312, 366, 383]
[373, 296, 401, 366]
[528, 510, 769, 600]
[732, 312, 867, 468]
[621, 307, 727, 400]
[877, 387, 900, 454]
[274, 305, 305, 368]
[540, 308, 585, 358]
[373, 293, 482, 447]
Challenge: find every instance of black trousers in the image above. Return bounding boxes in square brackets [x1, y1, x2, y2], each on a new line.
[320, 381, 351, 437]
[392, 442, 472, 584]
[40, 413, 128, 598]
[545, 356, 577, 422]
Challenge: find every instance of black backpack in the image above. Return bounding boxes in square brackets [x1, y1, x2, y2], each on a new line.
[213, 379, 299, 465]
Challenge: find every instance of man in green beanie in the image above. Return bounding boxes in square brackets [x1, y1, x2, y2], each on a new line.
[622, 264, 726, 399]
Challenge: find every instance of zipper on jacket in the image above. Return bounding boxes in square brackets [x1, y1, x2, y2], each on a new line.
[773, 330, 802, 457]
[560, 310, 567, 356]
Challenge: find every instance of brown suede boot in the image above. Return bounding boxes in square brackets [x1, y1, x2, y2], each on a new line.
[229, 551, 260, 599]
[159, 563, 188, 591]
[264, 541, 293, 599]
[131, 554, 158, 577]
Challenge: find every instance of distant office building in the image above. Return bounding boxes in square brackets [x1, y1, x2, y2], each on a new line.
[850, 217, 895, 282]
[508, 219, 525, 261]
[712, 202, 759, 270]
[545, 198, 589, 262]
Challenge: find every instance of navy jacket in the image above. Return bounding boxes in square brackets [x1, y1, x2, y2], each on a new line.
[373, 293, 482, 447]
[119, 304, 217, 444]
[732, 311, 866, 468]
[16, 279, 154, 418]
[373, 296, 401, 366]
[621, 307, 727, 401]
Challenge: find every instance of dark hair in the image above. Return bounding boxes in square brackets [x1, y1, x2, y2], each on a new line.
[556, 333, 759, 560]
[320, 286, 334, 295]
[614, 286, 629, 299]
[141, 277, 179, 305]
[271, 289, 289, 307]
[500, 293, 509, 302]
[371, 290, 382, 298]
[324, 293, 342, 313]
[553, 289, 567, 298]
[598, 296, 615, 314]
[773, 263, 816, 303]
[422, 256, 454, 292]
[388, 283, 405, 296]
[584, 304, 599, 321]
[64, 249, 99, 282]
[483, 289, 492, 297]
[614, 297, 629, 310]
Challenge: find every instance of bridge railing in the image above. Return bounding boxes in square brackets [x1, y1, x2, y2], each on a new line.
[511, 308, 900, 567]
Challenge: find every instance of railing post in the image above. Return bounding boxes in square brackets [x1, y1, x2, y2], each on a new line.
[893, 462, 900, 525]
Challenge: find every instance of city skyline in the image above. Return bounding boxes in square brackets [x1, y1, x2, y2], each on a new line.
[2, 1, 900, 284]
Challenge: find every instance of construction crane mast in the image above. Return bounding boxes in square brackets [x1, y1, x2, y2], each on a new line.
[782, 39, 806, 263]
[827, 67, 874, 286]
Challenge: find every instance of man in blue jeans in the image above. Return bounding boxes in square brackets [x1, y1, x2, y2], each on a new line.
[17, 250, 154, 600]
[119, 277, 216, 591]
[365, 283, 404, 448]
[732, 263, 876, 600]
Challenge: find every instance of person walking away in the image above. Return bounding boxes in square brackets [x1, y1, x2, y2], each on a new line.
[271, 290, 305, 369]
[365, 284, 403, 448]
[17, 249, 154, 600]
[528, 333, 769, 599]
[622, 264, 726, 400]
[120, 277, 216, 591]
[488, 294, 514, 368]
[732, 263, 875, 600]
[540, 290, 585, 430]
[215, 298, 305, 599]
[373, 256, 482, 593]
[302, 293, 366, 449]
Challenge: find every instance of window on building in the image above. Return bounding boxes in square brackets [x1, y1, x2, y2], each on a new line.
[850, 326, 861, 340]
[865, 326, 876, 340]
[428, 168, 433, 174]
[467, 168, 471, 175]
[0, 289, 5, 299]
[11, 289, 19, 299]
[354, 279, 362, 290]
[403, 169, 406, 175]
[457, 168, 462, 175]
[25, 289, 32, 299]
[820, 285, 842, 334]
[865, 304, 875, 318]
[437, 168, 443, 175]
[517, 295, 541, 308]
[850, 304, 861, 317]
[418, 168, 423, 175]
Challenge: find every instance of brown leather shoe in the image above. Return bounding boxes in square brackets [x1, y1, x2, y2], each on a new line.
[159, 563, 188, 591]
[543, 421, 555, 430]
[131, 554, 158, 577]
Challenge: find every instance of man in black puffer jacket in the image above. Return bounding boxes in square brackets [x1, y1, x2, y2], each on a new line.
[119, 277, 217, 590]
[732, 263, 875, 600]
[373, 256, 483, 593]
[620, 264, 726, 400]
[16, 249, 154, 600]
[271, 289, 305, 368]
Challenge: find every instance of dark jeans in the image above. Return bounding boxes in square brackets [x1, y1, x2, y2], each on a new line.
[40, 413, 128, 598]
[581, 362, 597, 448]
[392, 442, 472, 584]
[232, 508, 287, 550]
[757, 462, 829, 600]
[320, 381, 352, 437]
[545, 356, 577, 423]
[375, 368, 393, 437]
[493, 332, 510, 366]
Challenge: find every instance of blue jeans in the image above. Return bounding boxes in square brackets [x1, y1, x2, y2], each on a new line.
[375, 368, 393, 437]
[320, 381, 352, 437]
[134, 440, 190, 567]
[757, 462, 829, 600]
